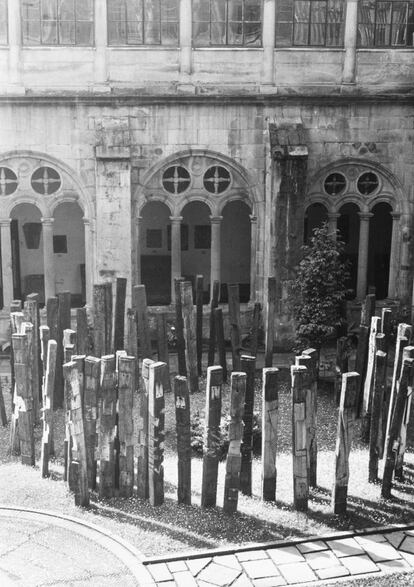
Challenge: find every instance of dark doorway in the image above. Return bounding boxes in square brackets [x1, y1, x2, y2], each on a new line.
[338, 203, 360, 299]
[367, 202, 392, 300]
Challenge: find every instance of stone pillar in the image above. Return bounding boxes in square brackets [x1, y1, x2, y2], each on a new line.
[328, 212, 340, 239]
[249, 215, 258, 301]
[83, 218, 93, 305]
[179, 0, 192, 75]
[170, 216, 183, 302]
[356, 212, 372, 300]
[262, 0, 276, 84]
[7, 0, 23, 88]
[134, 216, 142, 286]
[342, 0, 359, 84]
[41, 217, 56, 301]
[388, 212, 401, 299]
[94, 0, 108, 86]
[210, 216, 222, 299]
[0, 219, 13, 308]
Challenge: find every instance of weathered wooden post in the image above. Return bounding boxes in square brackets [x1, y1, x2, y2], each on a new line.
[148, 361, 167, 506]
[180, 281, 199, 394]
[21, 322, 34, 432]
[265, 278, 276, 368]
[76, 307, 89, 356]
[240, 355, 256, 496]
[137, 358, 154, 500]
[63, 357, 89, 507]
[361, 316, 382, 441]
[291, 364, 310, 512]
[156, 313, 171, 393]
[98, 355, 117, 498]
[355, 297, 375, 416]
[201, 366, 223, 508]
[174, 375, 191, 505]
[395, 345, 414, 480]
[133, 284, 152, 362]
[0, 383, 6, 426]
[335, 336, 348, 405]
[10, 311, 25, 454]
[10, 299, 22, 405]
[207, 280, 220, 367]
[381, 307, 392, 353]
[223, 371, 246, 513]
[114, 277, 127, 352]
[40, 339, 57, 477]
[12, 333, 35, 466]
[296, 354, 316, 486]
[24, 293, 41, 423]
[382, 357, 414, 499]
[55, 292, 72, 408]
[118, 355, 135, 497]
[63, 328, 77, 351]
[84, 356, 100, 490]
[261, 368, 279, 502]
[174, 277, 187, 376]
[214, 307, 227, 383]
[93, 283, 113, 356]
[196, 275, 204, 376]
[46, 297, 59, 341]
[332, 372, 360, 514]
[228, 284, 242, 371]
[250, 302, 261, 358]
[368, 348, 387, 483]
[361, 293, 376, 328]
[303, 348, 318, 487]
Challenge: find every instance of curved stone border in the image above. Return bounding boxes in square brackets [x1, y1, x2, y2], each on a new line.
[0, 505, 153, 585]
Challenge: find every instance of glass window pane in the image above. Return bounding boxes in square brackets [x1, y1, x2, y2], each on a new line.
[59, 0, 74, 20]
[276, 21, 293, 45]
[310, 22, 326, 44]
[76, 20, 93, 44]
[108, 0, 126, 21]
[357, 0, 375, 45]
[59, 19, 75, 43]
[311, 1, 326, 23]
[295, 1, 311, 22]
[161, 22, 178, 44]
[22, 0, 40, 20]
[108, 20, 127, 43]
[228, 21, 243, 44]
[144, 19, 160, 43]
[407, 4, 414, 45]
[245, 0, 262, 21]
[75, 0, 93, 20]
[193, 20, 210, 45]
[211, 0, 226, 21]
[127, 20, 143, 43]
[23, 20, 41, 44]
[391, 2, 407, 45]
[211, 20, 226, 43]
[0, 0, 7, 44]
[244, 21, 261, 44]
[228, 0, 243, 22]
[161, 0, 179, 21]
[294, 22, 308, 44]
[42, 0, 58, 20]
[193, 0, 210, 22]
[144, 0, 160, 23]
[42, 19, 58, 43]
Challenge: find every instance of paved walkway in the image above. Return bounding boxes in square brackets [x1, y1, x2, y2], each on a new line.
[2, 507, 414, 586]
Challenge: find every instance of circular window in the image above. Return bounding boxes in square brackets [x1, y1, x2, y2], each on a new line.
[357, 172, 379, 195]
[31, 167, 61, 195]
[162, 165, 191, 195]
[0, 167, 18, 196]
[203, 166, 231, 195]
[324, 173, 346, 196]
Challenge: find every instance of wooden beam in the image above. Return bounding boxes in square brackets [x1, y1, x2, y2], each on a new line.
[201, 366, 223, 508]
[174, 375, 191, 505]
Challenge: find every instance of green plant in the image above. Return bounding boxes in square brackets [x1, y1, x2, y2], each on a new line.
[290, 222, 350, 355]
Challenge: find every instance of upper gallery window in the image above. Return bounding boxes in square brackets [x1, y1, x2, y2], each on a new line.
[275, 0, 344, 47]
[358, 0, 414, 47]
[21, 0, 94, 45]
[107, 0, 179, 45]
[193, 0, 262, 47]
[0, 0, 7, 45]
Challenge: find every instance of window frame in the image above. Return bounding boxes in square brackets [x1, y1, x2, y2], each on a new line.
[0, 0, 8, 45]
[192, 0, 263, 48]
[21, 0, 95, 47]
[106, 0, 180, 47]
[275, 0, 345, 48]
[357, 0, 414, 48]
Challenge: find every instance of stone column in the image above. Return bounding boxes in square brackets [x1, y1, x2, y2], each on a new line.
[262, 0, 276, 84]
[342, 0, 359, 84]
[210, 216, 222, 299]
[83, 218, 93, 305]
[94, 0, 108, 86]
[41, 217, 56, 302]
[356, 212, 372, 300]
[179, 0, 192, 75]
[249, 215, 258, 301]
[388, 212, 401, 299]
[0, 219, 13, 308]
[7, 0, 23, 88]
[328, 212, 340, 239]
[134, 216, 142, 286]
[170, 216, 183, 302]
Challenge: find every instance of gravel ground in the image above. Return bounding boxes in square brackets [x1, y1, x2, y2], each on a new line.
[1, 361, 414, 557]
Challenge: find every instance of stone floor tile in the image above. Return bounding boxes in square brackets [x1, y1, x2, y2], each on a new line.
[186, 557, 212, 576]
[404, 530, 414, 537]
[400, 536, 414, 555]
[147, 562, 173, 583]
[385, 531, 406, 550]
[232, 574, 254, 587]
[253, 576, 287, 586]
[355, 534, 387, 544]
[172, 570, 198, 586]
[198, 562, 241, 586]
[296, 541, 328, 554]
[197, 582, 218, 587]
[267, 546, 305, 565]
[167, 560, 188, 573]
[241, 559, 279, 579]
[316, 565, 350, 580]
[237, 550, 268, 562]
[278, 562, 317, 584]
[213, 554, 242, 570]
[360, 540, 402, 562]
[304, 550, 340, 569]
[398, 550, 414, 567]
[328, 538, 366, 558]
[378, 558, 413, 573]
[340, 555, 380, 575]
